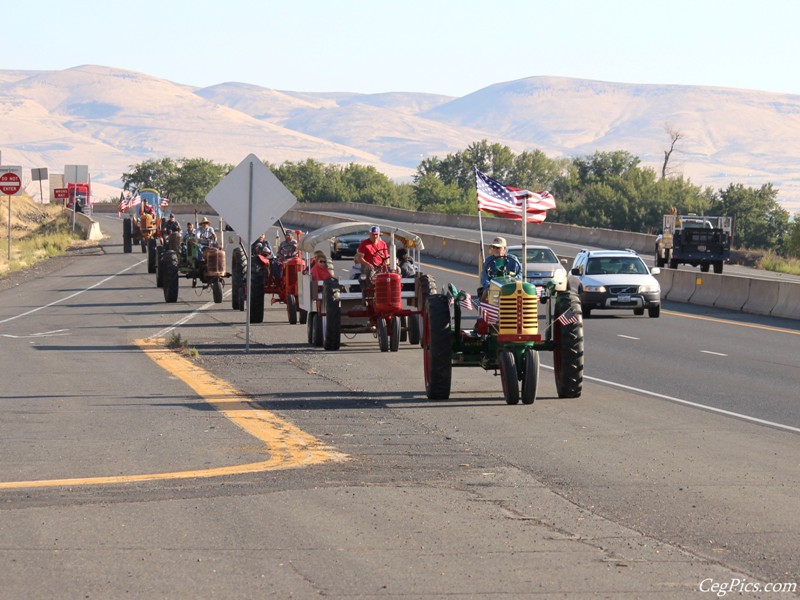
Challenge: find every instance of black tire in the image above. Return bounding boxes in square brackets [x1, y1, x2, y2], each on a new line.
[141, 239, 147, 254]
[155, 246, 165, 288]
[669, 258, 678, 269]
[389, 316, 400, 352]
[307, 312, 315, 345]
[123, 219, 132, 253]
[249, 264, 265, 323]
[313, 312, 324, 347]
[377, 317, 389, 352]
[499, 350, 519, 405]
[415, 273, 437, 346]
[700, 263, 710, 273]
[553, 290, 584, 399]
[163, 250, 179, 303]
[633, 307, 644, 316]
[399, 316, 408, 342]
[648, 304, 661, 318]
[323, 279, 341, 351]
[581, 303, 592, 318]
[407, 311, 421, 345]
[423, 295, 452, 400]
[521, 348, 540, 405]
[287, 294, 298, 324]
[713, 261, 723, 274]
[231, 247, 246, 311]
[299, 309, 307, 325]
[655, 247, 665, 268]
[147, 238, 157, 273]
[211, 280, 223, 304]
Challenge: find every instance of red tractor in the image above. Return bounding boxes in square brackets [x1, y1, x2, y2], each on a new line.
[230, 229, 307, 324]
[296, 222, 435, 352]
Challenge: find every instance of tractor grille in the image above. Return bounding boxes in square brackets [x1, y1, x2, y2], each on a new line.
[498, 282, 538, 335]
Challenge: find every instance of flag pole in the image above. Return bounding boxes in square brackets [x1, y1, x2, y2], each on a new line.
[475, 167, 486, 272]
[521, 193, 528, 283]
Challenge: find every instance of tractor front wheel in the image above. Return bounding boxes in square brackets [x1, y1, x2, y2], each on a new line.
[423, 295, 452, 400]
[407, 313, 421, 345]
[521, 348, 540, 405]
[211, 280, 223, 304]
[500, 350, 519, 405]
[287, 294, 298, 324]
[377, 317, 389, 352]
[123, 219, 133, 253]
[389, 316, 400, 352]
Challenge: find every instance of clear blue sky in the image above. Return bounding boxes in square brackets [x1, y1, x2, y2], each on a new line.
[6, 0, 800, 97]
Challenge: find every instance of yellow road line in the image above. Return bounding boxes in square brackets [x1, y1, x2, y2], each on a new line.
[0, 339, 347, 490]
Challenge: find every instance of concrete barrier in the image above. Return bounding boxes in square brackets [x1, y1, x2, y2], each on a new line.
[688, 273, 724, 308]
[654, 268, 674, 299]
[62, 210, 103, 241]
[771, 281, 800, 320]
[666, 270, 698, 303]
[742, 276, 782, 316]
[714, 275, 752, 312]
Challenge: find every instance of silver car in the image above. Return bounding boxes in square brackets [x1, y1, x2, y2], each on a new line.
[506, 244, 568, 292]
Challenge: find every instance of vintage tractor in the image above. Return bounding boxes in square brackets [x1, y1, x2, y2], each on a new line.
[422, 261, 584, 405]
[296, 222, 436, 352]
[122, 188, 164, 274]
[159, 231, 229, 304]
[230, 230, 307, 324]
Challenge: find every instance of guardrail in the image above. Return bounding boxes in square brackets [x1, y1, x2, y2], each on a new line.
[285, 207, 799, 322]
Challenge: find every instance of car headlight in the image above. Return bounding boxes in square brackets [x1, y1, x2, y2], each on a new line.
[639, 284, 660, 293]
[583, 285, 606, 293]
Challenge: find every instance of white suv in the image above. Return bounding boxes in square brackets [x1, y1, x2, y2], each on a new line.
[567, 249, 661, 318]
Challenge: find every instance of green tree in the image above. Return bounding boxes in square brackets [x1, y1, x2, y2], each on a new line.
[715, 183, 789, 249]
[121, 158, 177, 193]
[167, 158, 232, 203]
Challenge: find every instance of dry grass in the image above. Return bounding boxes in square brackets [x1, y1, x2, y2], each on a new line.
[0, 194, 83, 277]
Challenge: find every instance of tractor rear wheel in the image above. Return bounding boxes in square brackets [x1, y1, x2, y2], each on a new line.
[521, 348, 539, 405]
[156, 246, 165, 288]
[123, 219, 133, 253]
[249, 264, 265, 323]
[407, 312, 420, 345]
[211, 280, 223, 304]
[163, 250, 179, 303]
[287, 294, 298, 324]
[500, 350, 519, 405]
[307, 312, 315, 345]
[323, 279, 341, 350]
[553, 291, 584, 398]
[231, 247, 246, 310]
[423, 294, 452, 400]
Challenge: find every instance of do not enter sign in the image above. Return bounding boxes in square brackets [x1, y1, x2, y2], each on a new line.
[0, 172, 22, 195]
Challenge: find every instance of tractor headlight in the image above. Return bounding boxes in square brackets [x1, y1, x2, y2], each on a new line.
[583, 285, 606, 293]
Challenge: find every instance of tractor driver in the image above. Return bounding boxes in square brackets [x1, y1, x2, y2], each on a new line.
[479, 236, 522, 295]
[355, 225, 390, 281]
[195, 217, 217, 265]
[163, 213, 181, 236]
[273, 231, 298, 281]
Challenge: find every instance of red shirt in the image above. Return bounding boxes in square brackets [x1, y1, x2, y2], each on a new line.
[357, 237, 389, 268]
[311, 261, 333, 281]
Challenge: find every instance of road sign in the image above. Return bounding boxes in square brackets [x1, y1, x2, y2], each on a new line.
[0, 172, 22, 195]
[31, 167, 48, 181]
[53, 187, 69, 200]
[205, 153, 297, 243]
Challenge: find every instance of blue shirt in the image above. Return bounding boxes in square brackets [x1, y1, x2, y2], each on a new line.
[481, 252, 523, 288]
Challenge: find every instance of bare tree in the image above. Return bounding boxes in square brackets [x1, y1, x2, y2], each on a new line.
[661, 124, 684, 180]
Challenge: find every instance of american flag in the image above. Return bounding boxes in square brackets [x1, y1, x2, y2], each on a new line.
[475, 169, 556, 223]
[117, 192, 127, 216]
[160, 197, 170, 207]
[129, 193, 142, 208]
[458, 291, 475, 312]
[556, 308, 579, 326]
[478, 301, 499, 324]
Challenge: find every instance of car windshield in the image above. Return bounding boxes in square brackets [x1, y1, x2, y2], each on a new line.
[508, 248, 558, 263]
[586, 257, 647, 275]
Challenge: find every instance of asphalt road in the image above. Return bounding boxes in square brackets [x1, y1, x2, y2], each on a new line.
[0, 214, 797, 599]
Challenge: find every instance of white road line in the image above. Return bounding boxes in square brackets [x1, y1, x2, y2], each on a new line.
[0, 260, 146, 325]
[617, 334, 640, 340]
[701, 350, 728, 356]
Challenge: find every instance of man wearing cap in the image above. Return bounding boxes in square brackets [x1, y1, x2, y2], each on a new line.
[480, 236, 523, 292]
[163, 213, 181, 236]
[356, 226, 390, 280]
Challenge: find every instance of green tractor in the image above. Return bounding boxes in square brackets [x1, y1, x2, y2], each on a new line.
[422, 267, 584, 405]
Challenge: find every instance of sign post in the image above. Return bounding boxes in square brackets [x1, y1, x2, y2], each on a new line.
[31, 167, 48, 204]
[0, 166, 23, 261]
[206, 154, 297, 352]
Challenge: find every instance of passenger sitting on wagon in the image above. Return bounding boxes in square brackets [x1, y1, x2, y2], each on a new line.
[273, 231, 298, 281]
[355, 225, 389, 283]
[310, 251, 335, 281]
[397, 247, 415, 291]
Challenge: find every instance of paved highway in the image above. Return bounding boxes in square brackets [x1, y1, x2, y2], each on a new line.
[0, 213, 797, 598]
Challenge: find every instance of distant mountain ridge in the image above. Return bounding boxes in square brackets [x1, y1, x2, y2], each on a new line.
[1, 65, 798, 213]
